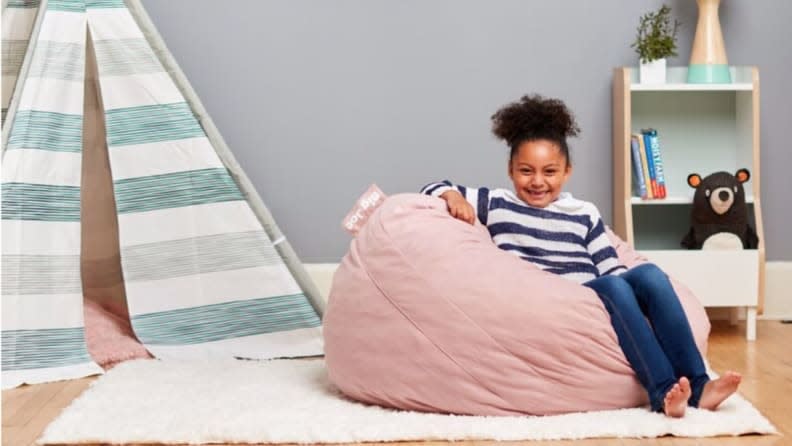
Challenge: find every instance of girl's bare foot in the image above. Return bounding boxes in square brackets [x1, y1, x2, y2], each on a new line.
[663, 377, 691, 418]
[699, 371, 742, 410]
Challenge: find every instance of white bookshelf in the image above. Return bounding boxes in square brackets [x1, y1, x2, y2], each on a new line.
[612, 66, 765, 340]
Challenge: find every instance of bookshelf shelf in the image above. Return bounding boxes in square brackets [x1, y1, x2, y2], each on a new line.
[631, 196, 756, 205]
[628, 66, 755, 89]
[630, 83, 752, 91]
[613, 66, 765, 340]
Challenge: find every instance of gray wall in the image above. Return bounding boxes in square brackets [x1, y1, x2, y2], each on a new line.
[141, 0, 792, 262]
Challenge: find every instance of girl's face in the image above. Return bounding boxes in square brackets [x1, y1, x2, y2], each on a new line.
[508, 139, 571, 208]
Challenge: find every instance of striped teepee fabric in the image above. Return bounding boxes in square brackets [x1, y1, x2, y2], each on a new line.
[2, 0, 103, 388]
[1, 0, 40, 125]
[2, 0, 323, 388]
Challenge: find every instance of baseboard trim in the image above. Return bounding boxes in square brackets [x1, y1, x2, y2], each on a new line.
[706, 261, 792, 321]
[303, 263, 339, 303]
[760, 261, 792, 320]
[304, 261, 792, 319]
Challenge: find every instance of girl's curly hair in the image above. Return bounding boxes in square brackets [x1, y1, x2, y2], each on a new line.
[491, 94, 580, 164]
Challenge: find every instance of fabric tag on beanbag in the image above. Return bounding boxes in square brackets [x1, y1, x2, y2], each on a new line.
[342, 184, 387, 236]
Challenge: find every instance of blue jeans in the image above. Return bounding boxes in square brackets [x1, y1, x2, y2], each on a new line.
[584, 263, 709, 412]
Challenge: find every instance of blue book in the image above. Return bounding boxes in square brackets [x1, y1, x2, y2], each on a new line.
[643, 129, 666, 198]
[630, 135, 648, 198]
[641, 130, 658, 197]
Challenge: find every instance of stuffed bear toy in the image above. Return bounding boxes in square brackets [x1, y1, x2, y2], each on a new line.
[681, 168, 759, 250]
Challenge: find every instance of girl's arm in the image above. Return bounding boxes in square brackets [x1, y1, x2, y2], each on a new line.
[420, 180, 491, 225]
[584, 208, 627, 276]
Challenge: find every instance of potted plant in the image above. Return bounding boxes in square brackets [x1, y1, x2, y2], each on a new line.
[632, 4, 680, 84]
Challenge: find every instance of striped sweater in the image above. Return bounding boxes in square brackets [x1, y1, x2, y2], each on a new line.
[421, 180, 627, 284]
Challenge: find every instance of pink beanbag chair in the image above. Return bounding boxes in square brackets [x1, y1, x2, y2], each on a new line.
[324, 193, 710, 416]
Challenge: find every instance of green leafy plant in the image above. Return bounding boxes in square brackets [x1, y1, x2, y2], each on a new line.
[632, 4, 680, 63]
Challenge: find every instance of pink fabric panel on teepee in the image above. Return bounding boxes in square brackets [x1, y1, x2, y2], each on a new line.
[84, 300, 152, 369]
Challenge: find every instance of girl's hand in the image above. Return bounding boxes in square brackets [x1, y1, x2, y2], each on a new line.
[440, 190, 475, 225]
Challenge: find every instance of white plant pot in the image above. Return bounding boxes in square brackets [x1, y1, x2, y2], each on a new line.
[639, 58, 667, 84]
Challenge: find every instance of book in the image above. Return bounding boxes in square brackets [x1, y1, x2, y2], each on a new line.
[633, 133, 653, 199]
[630, 135, 648, 198]
[643, 128, 666, 198]
[640, 131, 658, 198]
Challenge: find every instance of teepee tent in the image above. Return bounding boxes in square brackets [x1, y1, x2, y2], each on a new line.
[1, 0, 325, 389]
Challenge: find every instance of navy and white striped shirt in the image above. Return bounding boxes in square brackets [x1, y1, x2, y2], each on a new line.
[421, 180, 627, 284]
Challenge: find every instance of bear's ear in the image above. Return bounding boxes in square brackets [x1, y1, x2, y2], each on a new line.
[688, 173, 702, 188]
[735, 168, 751, 183]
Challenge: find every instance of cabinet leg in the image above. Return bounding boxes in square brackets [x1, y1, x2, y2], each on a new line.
[729, 307, 741, 326]
[746, 307, 757, 341]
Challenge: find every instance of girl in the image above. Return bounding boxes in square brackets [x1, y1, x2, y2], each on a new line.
[421, 94, 741, 418]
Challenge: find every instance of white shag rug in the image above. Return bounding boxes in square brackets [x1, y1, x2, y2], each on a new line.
[39, 359, 777, 444]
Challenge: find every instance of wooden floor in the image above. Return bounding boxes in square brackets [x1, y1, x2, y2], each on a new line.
[2, 320, 790, 446]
